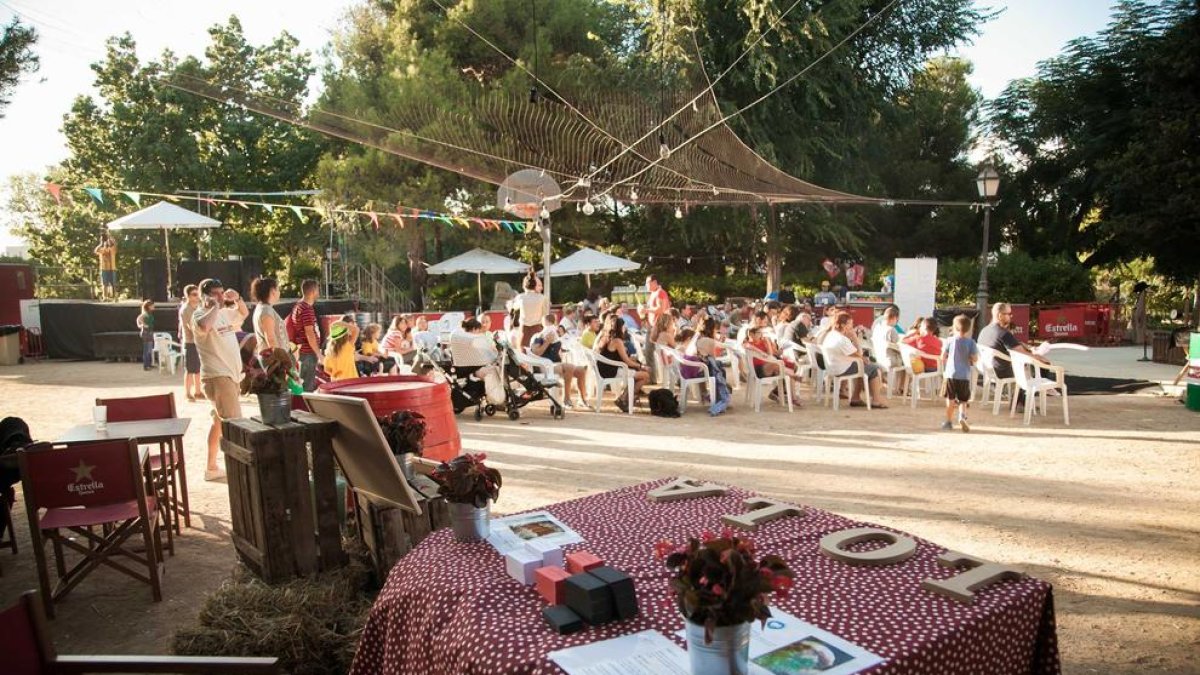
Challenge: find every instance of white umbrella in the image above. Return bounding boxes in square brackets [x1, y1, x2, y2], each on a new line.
[106, 201, 222, 297]
[426, 247, 530, 310]
[548, 247, 640, 287]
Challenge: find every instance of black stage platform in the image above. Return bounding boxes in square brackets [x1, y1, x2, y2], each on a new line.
[39, 299, 360, 360]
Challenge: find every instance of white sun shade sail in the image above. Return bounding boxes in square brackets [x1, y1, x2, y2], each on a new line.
[548, 247, 640, 277]
[425, 248, 530, 275]
[105, 201, 222, 230]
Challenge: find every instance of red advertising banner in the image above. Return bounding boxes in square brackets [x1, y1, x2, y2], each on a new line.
[1009, 304, 1030, 341]
[1036, 305, 1087, 339]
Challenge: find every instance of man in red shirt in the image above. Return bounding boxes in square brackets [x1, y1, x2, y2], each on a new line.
[644, 275, 670, 326]
[291, 279, 322, 391]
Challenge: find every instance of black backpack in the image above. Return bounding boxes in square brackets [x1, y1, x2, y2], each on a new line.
[648, 389, 681, 418]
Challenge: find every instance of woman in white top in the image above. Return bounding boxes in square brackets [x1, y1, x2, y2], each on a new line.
[820, 311, 888, 408]
[510, 272, 548, 349]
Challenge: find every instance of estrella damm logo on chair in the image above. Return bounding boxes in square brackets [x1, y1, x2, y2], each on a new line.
[67, 460, 105, 496]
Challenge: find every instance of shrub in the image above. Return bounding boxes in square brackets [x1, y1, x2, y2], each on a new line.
[937, 252, 1094, 306]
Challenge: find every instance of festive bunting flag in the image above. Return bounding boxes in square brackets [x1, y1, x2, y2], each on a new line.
[454, 217, 471, 228]
[501, 221, 513, 232]
[235, 201, 250, 209]
[289, 205, 304, 221]
[391, 213, 405, 228]
[44, 182, 62, 205]
[368, 212, 380, 230]
[121, 191, 141, 207]
[262, 203, 274, 213]
[83, 187, 104, 206]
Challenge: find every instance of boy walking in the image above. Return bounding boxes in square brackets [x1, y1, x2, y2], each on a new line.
[941, 314, 979, 432]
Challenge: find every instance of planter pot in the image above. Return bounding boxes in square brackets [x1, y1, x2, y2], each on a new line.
[449, 502, 490, 542]
[256, 392, 292, 425]
[685, 619, 751, 675]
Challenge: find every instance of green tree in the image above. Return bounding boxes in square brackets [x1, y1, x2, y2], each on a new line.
[18, 17, 328, 295]
[0, 17, 38, 117]
[988, 0, 1199, 298]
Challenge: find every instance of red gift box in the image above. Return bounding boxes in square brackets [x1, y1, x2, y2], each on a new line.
[535, 566, 571, 605]
[566, 551, 603, 574]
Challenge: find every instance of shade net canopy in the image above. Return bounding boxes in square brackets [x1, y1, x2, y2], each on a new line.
[548, 247, 641, 277]
[105, 201, 222, 230]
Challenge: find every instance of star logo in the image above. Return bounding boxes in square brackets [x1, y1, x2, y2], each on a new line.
[71, 460, 96, 482]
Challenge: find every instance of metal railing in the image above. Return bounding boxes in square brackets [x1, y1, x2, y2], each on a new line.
[342, 263, 415, 314]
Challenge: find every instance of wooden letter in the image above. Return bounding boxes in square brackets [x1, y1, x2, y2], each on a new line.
[819, 527, 916, 566]
[921, 551, 1024, 605]
[647, 477, 727, 503]
[721, 498, 805, 531]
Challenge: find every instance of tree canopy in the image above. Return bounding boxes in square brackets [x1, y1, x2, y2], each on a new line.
[0, 17, 39, 117]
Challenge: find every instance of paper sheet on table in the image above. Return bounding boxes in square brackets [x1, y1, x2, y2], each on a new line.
[486, 510, 584, 554]
[1033, 341, 1087, 356]
[548, 630, 689, 675]
[675, 609, 884, 675]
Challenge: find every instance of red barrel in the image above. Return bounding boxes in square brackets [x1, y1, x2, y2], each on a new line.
[319, 375, 462, 462]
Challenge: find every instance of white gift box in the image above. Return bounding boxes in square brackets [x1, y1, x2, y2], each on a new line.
[505, 548, 543, 585]
[525, 539, 565, 568]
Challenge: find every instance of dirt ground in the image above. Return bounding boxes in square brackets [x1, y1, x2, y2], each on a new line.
[1, 357, 1197, 674]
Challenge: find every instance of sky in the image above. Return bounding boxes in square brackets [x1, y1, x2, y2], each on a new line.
[0, 0, 1116, 247]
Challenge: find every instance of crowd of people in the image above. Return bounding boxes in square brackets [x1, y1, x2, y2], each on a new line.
[155, 269, 1051, 481]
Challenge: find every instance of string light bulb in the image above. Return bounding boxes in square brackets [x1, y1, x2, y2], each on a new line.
[539, 206, 550, 220]
[674, 206, 683, 219]
[711, 185, 719, 196]
[582, 201, 596, 216]
[630, 188, 639, 202]
[658, 133, 670, 159]
[575, 202, 581, 212]
[686, 256, 692, 264]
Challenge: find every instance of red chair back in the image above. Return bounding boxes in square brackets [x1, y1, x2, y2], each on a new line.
[0, 593, 50, 675]
[95, 393, 176, 423]
[18, 441, 141, 511]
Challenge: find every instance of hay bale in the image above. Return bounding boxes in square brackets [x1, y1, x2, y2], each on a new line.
[172, 549, 375, 675]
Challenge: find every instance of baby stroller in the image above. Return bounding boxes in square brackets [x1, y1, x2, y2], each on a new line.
[429, 338, 564, 421]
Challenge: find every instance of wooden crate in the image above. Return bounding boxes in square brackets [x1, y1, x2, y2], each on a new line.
[220, 412, 347, 584]
[355, 473, 450, 581]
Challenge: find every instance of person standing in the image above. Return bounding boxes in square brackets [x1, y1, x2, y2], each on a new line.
[94, 233, 118, 301]
[178, 285, 203, 400]
[941, 314, 979, 432]
[814, 280, 838, 307]
[191, 278, 249, 481]
[511, 271, 548, 349]
[251, 276, 291, 364]
[290, 279, 322, 391]
[137, 300, 155, 371]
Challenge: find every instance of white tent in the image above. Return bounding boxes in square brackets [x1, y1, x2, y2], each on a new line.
[425, 247, 530, 310]
[106, 201, 222, 297]
[547, 247, 640, 287]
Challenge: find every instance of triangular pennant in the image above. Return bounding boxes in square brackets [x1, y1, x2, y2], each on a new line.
[289, 205, 305, 221]
[391, 213, 405, 229]
[82, 187, 104, 206]
[368, 212, 380, 230]
[121, 191, 141, 207]
[262, 203, 274, 214]
[44, 182, 63, 205]
[165, 195, 181, 202]
[201, 197, 216, 206]
[455, 217, 471, 228]
[501, 221, 513, 232]
[235, 201, 250, 209]
[436, 216, 454, 227]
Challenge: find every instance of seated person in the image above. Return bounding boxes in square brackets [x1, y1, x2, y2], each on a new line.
[902, 317, 943, 372]
[579, 314, 601, 349]
[814, 280, 838, 307]
[743, 325, 804, 387]
[674, 328, 706, 381]
[821, 311, 888, 408]
[411, 316, 441, 355]
[357, 322, 397, 376]
[324, 321, 363, 381]
[558, 303, 583, 336]
[530, 315, 588, 409]
[449, 318, 503, 403]
[593, 314, 650, 412]
[618, 302, 641, 332]
[380, 315, 415, 364]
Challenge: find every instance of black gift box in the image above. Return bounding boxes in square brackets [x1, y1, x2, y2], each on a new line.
[542, 604, 585, 634]
[564, 572, 614, 625]
[588, 566, 638, 620]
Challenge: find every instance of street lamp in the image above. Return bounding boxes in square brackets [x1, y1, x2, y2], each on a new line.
[975, 164, 1000, 330]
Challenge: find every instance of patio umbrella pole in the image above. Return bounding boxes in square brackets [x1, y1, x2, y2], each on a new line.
[477, 271, 483, 316]
[163, 227, 172, 299]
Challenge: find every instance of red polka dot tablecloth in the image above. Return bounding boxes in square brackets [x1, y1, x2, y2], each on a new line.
[350, 478, 1060, 675]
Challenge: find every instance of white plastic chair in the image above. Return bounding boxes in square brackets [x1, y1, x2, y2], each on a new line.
[805, 346, 827, 402]
[1010, 351, 1070, 425]
[653, 342, 674, 391]
[898, 343, 943, 408]
[731, 343, 793, 412]
[719, 340, 742, 391]
[659, 346, 714, 414]
[583, 350, 634, 414]
[820, 346, 871, 411]
[153, 334, 183, 375]
[977, 346, 1018, 415]
[871, 332, 905, 398]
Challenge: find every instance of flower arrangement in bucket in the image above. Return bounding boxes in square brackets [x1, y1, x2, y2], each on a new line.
[431, 453, 502, 542]
[657, 531, 794, 675]
[241, 348, 294, 425]
[378, 410, 426, 481]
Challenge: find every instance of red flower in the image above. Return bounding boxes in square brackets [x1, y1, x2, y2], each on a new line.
[770, 574, 794, 593]
[654, 540, 676, 560]
[712, 583, 725, 596]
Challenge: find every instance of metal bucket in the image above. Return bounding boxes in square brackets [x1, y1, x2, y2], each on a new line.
[256, 393, 292, 425]
[685, 620, 751, 675]
[449, 502, 490, 542]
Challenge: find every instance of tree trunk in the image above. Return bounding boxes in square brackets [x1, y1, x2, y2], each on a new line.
[407, 223, 427, 310]
[764, 204, 782, 295]
[1193, 274, 1199, 329]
